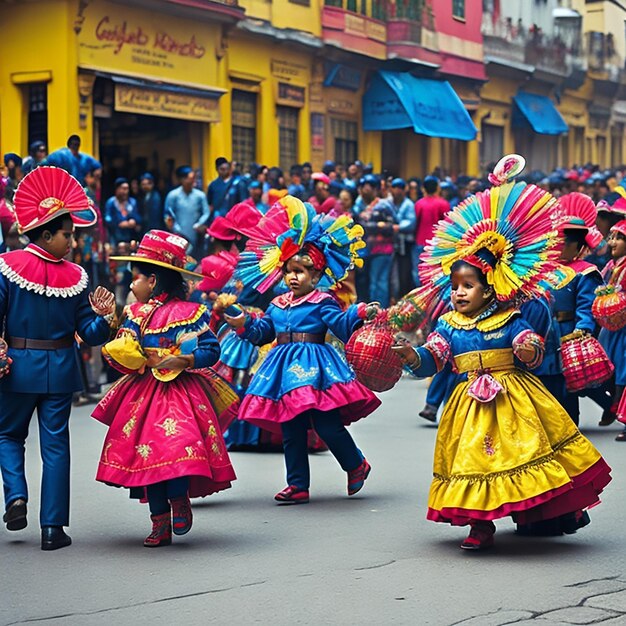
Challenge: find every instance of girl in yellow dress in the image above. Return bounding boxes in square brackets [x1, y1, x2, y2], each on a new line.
[393, 155, 612, 550]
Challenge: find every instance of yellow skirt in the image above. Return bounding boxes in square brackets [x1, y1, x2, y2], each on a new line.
[427, 369, 611, 525]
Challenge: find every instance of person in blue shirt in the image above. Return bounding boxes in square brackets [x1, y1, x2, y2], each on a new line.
[104, 177, 142, 246]
[390, 178, 416, 298]
[138, 173, 163, 232]
[0, 167, 115, 551]
[207, 157, 236, 222]
[46, 135, 101, 186]
[164, 167, 210, 259]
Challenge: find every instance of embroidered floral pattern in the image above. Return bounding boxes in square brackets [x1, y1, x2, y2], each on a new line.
[424, 332, 451, 371]
[159, 418, 179, 437]
[136, 444, 152, 459]
[122, 417, 137, 438]
[483, 434, 496, 456]
[287, 363, 319, 381]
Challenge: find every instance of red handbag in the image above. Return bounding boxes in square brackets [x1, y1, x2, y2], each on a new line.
[560, 331, 614, 393]
[345, 311, 403, 392]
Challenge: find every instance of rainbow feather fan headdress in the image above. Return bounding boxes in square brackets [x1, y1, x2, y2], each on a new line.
[417, 154, 570, 306]
[235, 195, 365, 293]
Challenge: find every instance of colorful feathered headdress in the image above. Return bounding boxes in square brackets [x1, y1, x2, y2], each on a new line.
[418, 154, 569, 305]
[235, 195, 365, 293]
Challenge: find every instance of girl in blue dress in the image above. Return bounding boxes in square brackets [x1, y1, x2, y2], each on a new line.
[225, 196, 380, 503]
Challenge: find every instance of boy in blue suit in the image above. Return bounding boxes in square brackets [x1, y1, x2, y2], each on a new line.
[0, 167, 115, 550]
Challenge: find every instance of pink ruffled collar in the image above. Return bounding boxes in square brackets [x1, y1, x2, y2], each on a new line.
[0, 244, 88, 298]
[272, 289, 335, 309]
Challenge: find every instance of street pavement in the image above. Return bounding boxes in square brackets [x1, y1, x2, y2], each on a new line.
[1, 377, 626, 625]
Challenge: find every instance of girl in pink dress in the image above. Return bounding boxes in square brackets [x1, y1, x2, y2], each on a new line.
[93, 230, 238, 547]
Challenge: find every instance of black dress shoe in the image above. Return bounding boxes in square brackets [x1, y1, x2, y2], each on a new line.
[41, 526, 72, 551]
[3, 499, 27, 531]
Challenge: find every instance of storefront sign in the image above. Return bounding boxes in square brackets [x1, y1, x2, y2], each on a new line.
[115, 84, 221, 123]
[277, 82, 306, 107]
[77, 0, 219, 88]
[271, 59, 308, 82]
[327, 98, 355, 115]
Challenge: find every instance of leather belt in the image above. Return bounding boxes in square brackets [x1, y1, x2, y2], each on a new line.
[7, 336, 75, 350]
[276, 332, 325, 345]
[555, 311, 575, 322]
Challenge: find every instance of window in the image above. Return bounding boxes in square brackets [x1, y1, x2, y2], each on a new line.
[396, 0, 423, 20]
[346, 0, 357, 11]
[452, 0, 465, 20]
[28, 83, 48, 148]
[480, 123, 504, 172]
[331, 118, 358, 167]
[277, 106, 299, 172]
[231, 90, 257, 168]
[371, 0, 385, 20]
[324, 0, 343, 7]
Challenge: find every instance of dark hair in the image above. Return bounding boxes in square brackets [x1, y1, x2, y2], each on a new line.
[563, 228, 587, 250]
[423, 176, 439, 194]
[26, 214, 72, 242]
[67, 135, 80, 147]
[450, 260, 491, 290]
[132, 262, 188, 301]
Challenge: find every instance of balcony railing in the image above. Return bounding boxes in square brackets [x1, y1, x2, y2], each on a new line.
[587, 32, 624, 81]
[482, 14, 584, 75]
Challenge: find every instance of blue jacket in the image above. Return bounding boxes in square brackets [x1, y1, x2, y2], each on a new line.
[0, 245, 111, 394]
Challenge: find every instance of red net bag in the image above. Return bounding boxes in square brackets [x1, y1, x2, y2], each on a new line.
[592, 285, 626, 331]
[560, 331, 614, 393]
[345, 311, 403, 392]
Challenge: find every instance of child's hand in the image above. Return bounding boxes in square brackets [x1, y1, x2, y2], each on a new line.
[391, 342, 419, 367]
[365, 301, 381, 321]
[89, 286, 116, 317]
[0, 339, 12, 378]
[224, 312, 246, 329]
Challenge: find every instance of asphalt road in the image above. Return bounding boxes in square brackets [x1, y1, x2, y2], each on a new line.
[1, 377, 625, 626]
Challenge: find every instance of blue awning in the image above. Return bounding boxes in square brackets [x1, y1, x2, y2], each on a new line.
[362, 71, 477, 141]
[512, 91, 568, 135]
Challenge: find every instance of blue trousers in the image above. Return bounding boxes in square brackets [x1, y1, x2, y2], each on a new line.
[146, 477, 189, 516]
[280, 409, 362, 490]
[368, 254, 393, 308]
[0, 392, 73, 527]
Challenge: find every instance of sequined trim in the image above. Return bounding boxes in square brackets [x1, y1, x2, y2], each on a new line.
[125, 302, 207, 334]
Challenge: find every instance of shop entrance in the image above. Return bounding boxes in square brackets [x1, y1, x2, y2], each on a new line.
[96, 112, 199, 199]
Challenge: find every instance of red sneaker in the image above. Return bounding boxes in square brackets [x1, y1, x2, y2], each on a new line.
[347, 458, 371, 496]
[170, 495, 193, 536]
[274, 485, 310, 504]
[460, 521, 496, 551]
[144, 512, 172, 547]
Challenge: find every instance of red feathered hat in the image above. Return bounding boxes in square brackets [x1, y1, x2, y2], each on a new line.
[12, 166, 98, 233]
[111, 229, 203, 278]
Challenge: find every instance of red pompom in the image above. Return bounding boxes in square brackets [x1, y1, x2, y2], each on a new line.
[345, 312, 402, 392]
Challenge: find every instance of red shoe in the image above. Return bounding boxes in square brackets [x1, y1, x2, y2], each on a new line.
[274, 485, 310, 504]
[460, 521, 496, 551]
[144, 512, 172, 547]
[170, 495, 193, 536]
[347, 458, 371, 496]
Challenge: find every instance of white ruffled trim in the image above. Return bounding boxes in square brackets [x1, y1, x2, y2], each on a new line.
[0, 257, 88, 298]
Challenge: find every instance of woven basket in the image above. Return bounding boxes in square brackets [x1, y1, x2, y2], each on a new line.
[592, 286, 626, 331]
[560, 332, 614, 393]
[345, 312, 403, 392]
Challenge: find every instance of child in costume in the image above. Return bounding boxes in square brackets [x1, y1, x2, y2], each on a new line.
[225, 196, 381, 503]
[0, 167, 115, 551]
[92, 230, 239, 547]
[596, 220, 626, 441]
[392, 155, 612, 551]
[527, 194, 613, 427]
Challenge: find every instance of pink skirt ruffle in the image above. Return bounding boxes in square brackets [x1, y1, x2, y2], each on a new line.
[93, 369, 239, 496]
[239, 380, 381, 434]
